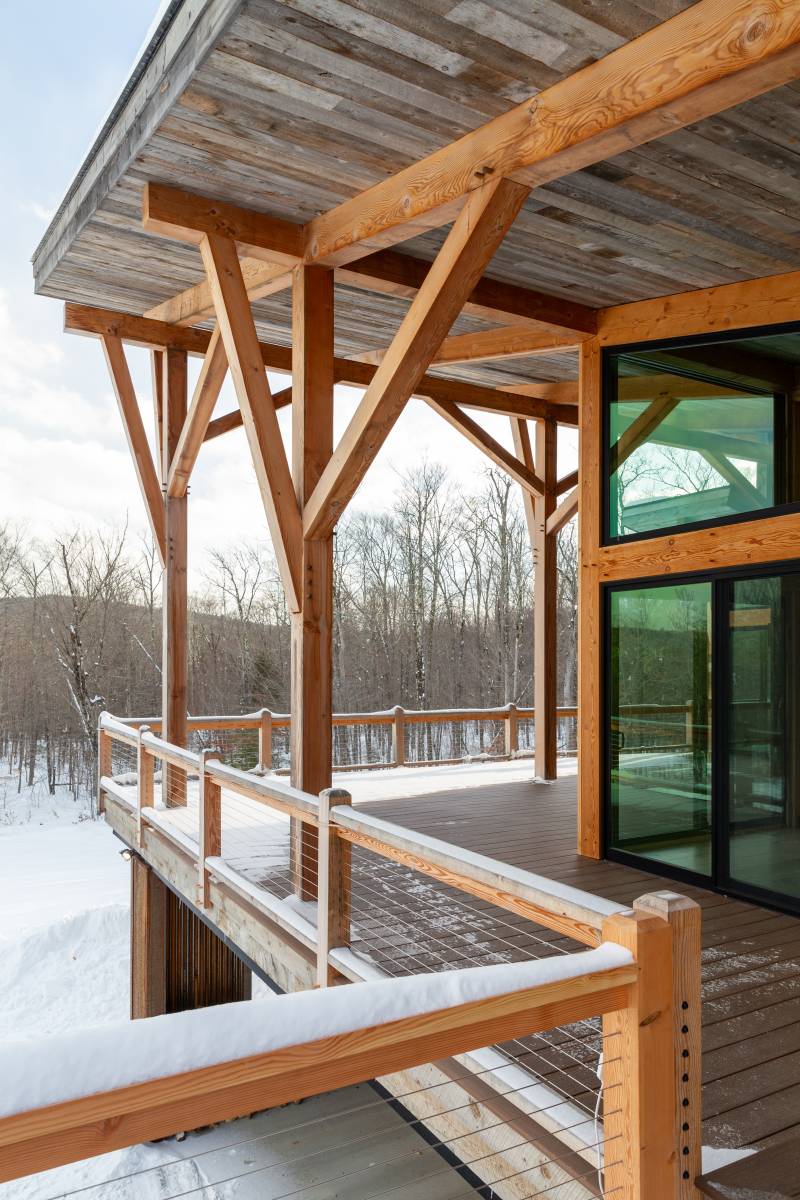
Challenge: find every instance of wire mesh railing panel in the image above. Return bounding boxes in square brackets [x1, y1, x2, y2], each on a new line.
[333, 722, 393, 769]
[217, 790, 308, 908]
[348, 845, 614, 1132]
[9, 1075, 621, 1199]
[108, 739, 137, 784]
[189, 727, 261, 772]
[403, 718, 506, 765]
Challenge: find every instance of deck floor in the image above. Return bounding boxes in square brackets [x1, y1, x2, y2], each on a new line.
[355, 768, 800, 1153]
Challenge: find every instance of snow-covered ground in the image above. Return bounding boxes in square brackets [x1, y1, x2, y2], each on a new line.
[0, 756, 752, 1195]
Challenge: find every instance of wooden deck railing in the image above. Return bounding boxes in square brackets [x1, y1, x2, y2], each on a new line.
[93, 711, 702, 1199]
[120, 702, 579, 772]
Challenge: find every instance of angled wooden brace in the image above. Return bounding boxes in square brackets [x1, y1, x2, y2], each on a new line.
[302, 176, 531, 540]
[200, 233, 303, 612]
[425, 397, 544, 496]
[167, 326, 228, 497]
[101, 334, 166, 566]
[547, 487, 579, 535]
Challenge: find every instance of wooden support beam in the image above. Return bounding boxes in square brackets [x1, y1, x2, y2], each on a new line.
[290, 264, 335, 901]
[67, 303, 211, 354]
[161, 348, 189, 806]
[143, 182, 304, 266]
[578, 340, 602, 859]
[66, 303, 575, 426]
[304, 0, 800, 265]
[556, 468, 578, 496]
[426, 398, 544, 495]
[150, 351, 164, 483]
[533, 419, 558, 780]
[303, 178, 530, 540]
[130, 856, 167, 1020]
[203, 385, 293, 443]
[316, 788, 352, 987]
[702, 449, 766, 507]
[100, 334, 165, 565]
[433, 325, 586, 365]
[547, 488, 579, 537]
[200, 233, 302, 612]
[167, 326, 228, 497]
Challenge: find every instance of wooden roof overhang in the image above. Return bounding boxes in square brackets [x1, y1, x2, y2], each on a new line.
[33, 0, 800, 393]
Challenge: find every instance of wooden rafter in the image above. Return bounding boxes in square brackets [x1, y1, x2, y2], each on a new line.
[303, 0, 800, 265]
[167, 326, 228, 497]
[64, 304, 576, 424]
[144, 182, 303, 266]
[100, 335, 165, 565]
[426, 399, 544, 497]
[200, 234, 302, 611]
[302, 178, 530, 540]
[433, 326, 586, 365]
[141, 185, 597, 335]
[547, 488, 579, 536]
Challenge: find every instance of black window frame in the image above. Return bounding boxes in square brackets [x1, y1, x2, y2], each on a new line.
[601, 320, 800, 548]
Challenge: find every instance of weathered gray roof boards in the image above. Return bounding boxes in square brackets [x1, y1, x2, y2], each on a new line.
[32, 0, 800, 387]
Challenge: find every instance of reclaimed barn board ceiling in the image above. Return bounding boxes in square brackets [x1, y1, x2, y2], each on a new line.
[32, 0, 800, 388]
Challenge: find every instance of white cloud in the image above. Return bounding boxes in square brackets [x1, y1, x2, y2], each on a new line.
[18, 200, 55, 224]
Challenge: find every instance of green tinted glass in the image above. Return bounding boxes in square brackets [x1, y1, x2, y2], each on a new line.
[606, 329, 800, 539]
[609, 581, 712, 877]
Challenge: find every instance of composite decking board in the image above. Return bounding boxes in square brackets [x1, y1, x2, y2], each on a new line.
[699, 1136, 800, 1199]
[354, 774, 800, 1151]
[33, 0, 800, 387]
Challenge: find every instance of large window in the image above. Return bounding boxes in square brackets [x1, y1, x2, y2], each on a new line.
[606, 326, 800, 541]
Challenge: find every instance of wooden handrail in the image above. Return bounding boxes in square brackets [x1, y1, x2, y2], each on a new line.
[330, 805, 623, 947]
[0, 951, 635, 1183]
[120, 704, 580, 731]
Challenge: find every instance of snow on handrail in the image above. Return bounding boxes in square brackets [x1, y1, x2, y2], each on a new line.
[98, 712, 139, 746]
[117, 703, 579, 730]
[204, 759, 319, 821]
[140, 731, 199, 772]
[330, 805, 626, 945]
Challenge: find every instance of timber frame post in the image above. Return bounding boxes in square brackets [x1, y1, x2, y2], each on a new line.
[534, 419, 558, 780]
[578, 339, 602, 857]
[290, 264, 335, 901]
[161, 348, 189, 806]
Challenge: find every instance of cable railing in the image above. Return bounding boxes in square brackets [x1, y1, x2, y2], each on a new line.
[118, 702, 579, 773]
[90, 712, 703, 1199]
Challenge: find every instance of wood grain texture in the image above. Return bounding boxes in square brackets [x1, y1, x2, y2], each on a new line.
[143, 181, 303, 265]
[100, 335, 166, 564]
[533, 418, 558, 781]
[425, 397, 544, 495]
[201, 233, 302, 610]
[303, 178, 530, 539]
[161, 348, 189, 808]
[0, 962, 635, 1184]
[167, 326, 228, 496]
[577, 340, 602, 859]
[304, 0, 800, 264]
[602, 908, 677, 1199]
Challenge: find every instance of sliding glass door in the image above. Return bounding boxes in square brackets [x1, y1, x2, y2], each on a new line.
[607, 565, 800, 909]
[723, 572, 800, 905]
[609, 581, 712, 877]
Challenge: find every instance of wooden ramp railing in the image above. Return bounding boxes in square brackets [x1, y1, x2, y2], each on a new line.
[93, 712, 703, 1200]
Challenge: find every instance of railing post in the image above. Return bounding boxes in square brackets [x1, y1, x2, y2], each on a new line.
[258, 708, 273, 771]
[391, 706, 406, 767]
[504, 702, 518, 756]
[317, 787, 352, 987]
[137, 726, 154, 848]
[97, 718, 112, 815]
[601, 903, 677, 1200]
[634, 892, 703, 1199]
[198, 748, 222, 908]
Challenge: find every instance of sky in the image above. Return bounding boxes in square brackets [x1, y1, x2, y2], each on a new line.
[0, 1, 577, 586]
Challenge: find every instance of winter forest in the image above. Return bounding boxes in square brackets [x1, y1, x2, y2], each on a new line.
[0, 463, 578, 812]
